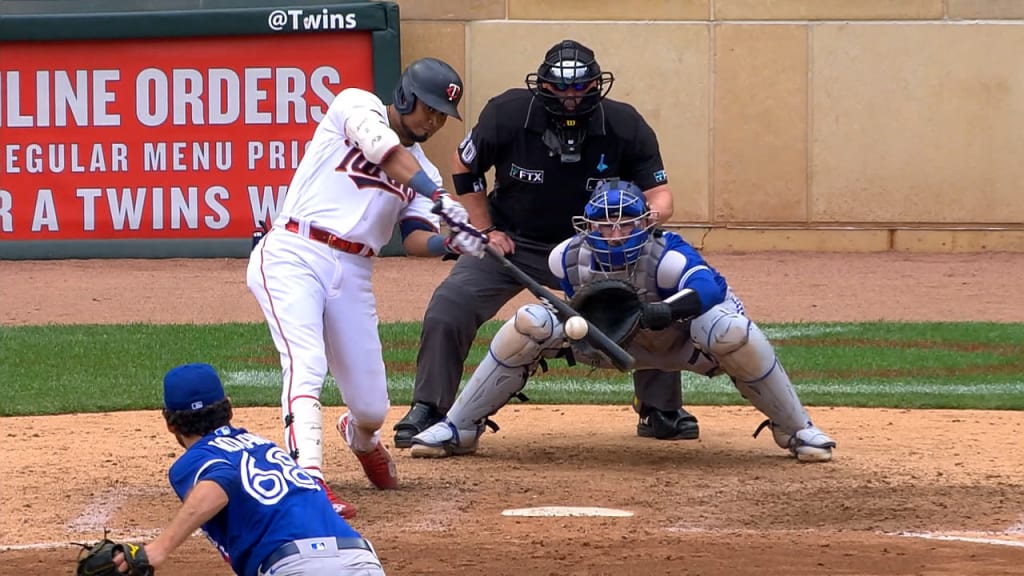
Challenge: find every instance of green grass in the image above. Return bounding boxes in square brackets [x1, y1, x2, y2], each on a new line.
[1, 321, 1022, 416]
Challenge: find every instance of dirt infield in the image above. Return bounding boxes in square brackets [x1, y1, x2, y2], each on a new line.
[2, 252, 1024, 575]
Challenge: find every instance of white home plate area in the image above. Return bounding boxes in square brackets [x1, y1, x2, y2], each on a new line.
[501, 506, 635, 518]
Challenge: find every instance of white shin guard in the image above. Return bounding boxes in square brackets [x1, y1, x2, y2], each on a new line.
[285, 396, 325, 475]
[446, 304, 564, 430]
[691, 309, 811, 435]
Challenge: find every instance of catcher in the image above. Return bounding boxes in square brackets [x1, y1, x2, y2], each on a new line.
[77, 363, 384, 576]
[410, 179, 836, 462]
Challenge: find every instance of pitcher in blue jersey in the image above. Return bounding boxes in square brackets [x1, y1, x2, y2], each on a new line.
[410, 179, 836, 463]
[112, 363, 385, 576]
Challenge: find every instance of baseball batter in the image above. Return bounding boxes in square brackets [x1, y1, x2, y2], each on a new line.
[411, 180, 836, 462]
[246, 58, 485, 517]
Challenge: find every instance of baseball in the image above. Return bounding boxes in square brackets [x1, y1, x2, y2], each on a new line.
[565, 316, 589, 340]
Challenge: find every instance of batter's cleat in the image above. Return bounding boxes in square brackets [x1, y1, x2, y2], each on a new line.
[637, 408, 701, 440]
[753, 419, 836, 462]
[393, 402, 444, 449]
[409, 418, 484, 458]
[337, 413, 399, 489]
[316, 478, 358, 519]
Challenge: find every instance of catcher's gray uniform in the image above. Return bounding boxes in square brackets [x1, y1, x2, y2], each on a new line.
[410, 231, 836, 462]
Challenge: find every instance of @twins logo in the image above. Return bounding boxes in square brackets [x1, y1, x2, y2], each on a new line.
[267, 9, 357, 31]
[446, 83, 462, 102]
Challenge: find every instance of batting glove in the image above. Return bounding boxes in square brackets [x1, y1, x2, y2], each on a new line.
[446, 228, 486, 258]
[431, 191, 471, 227]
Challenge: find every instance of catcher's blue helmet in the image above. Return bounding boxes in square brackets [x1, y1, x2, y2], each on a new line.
[573, 179, 655, 269]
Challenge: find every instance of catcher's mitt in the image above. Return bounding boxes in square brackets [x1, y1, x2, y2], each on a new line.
[567, 278, 644, 348]
[76, 537, 154, 576]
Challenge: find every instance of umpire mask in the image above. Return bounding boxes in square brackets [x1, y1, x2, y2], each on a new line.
[527, 40, 614, 163]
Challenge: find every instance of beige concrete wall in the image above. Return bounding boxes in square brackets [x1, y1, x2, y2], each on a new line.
[811, 24, 1024, 225]
[465, 21, 711, 222]
[391, 0, 1024, 252]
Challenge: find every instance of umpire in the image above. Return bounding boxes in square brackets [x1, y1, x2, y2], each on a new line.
[394, 39, 699, 447]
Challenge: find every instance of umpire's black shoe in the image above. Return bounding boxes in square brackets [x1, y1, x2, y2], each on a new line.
[393, 402, 444, 449]
[637, 408, 700, 440]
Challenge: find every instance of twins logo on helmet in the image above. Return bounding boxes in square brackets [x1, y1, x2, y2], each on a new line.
[446, 83, 462, 102]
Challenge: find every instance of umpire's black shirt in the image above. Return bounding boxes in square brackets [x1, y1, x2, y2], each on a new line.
[456, 88, 668, 245]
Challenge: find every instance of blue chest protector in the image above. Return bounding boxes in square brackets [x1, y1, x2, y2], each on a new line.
[560, 231, 728, 313]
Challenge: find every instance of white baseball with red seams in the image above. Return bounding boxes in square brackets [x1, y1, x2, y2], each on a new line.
[564, 316, 589, 340]
[246, 87, 441, 482]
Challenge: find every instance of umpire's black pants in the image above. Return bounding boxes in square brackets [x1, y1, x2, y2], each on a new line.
[413, 239, 682, 414]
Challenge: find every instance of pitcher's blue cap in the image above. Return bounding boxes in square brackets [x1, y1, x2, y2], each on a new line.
[163, 363, 225, 412]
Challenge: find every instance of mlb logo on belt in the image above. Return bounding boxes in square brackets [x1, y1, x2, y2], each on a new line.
[311, 541, 327, 551]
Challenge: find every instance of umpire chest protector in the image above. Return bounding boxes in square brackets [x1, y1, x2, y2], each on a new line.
[470, 89, 665, 245]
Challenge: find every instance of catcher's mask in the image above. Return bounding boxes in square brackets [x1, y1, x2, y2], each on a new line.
[526, 40, 614, 163]
[573, 179, 655, 269]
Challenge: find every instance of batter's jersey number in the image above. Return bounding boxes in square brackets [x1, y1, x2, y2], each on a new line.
[240, 446, 319, 505]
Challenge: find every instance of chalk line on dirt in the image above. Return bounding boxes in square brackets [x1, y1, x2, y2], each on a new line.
[664, 524, 1024, 549]
[897, 532, 1024, 548]
[0, 530, 164, 552]
[895, 517, 1024, 548]
[67, 486, 165, 534]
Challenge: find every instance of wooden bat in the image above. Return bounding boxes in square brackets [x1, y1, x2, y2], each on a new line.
[482, 244, 636, 372]
[432, 200, 636, 371]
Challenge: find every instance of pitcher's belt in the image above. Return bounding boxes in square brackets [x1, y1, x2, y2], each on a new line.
[284, 220, 373, 256]
[260, 537, 373, 572]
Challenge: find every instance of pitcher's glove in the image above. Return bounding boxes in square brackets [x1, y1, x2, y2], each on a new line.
[76, 537, 154, 576]
[567, 278, 645, 348]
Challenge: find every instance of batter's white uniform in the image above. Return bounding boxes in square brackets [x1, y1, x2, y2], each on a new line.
[246, 88, 441, 479]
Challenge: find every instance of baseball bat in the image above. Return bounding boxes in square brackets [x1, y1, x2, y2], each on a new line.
[431, 199, 636, 371]
[481, 244, 636, 371]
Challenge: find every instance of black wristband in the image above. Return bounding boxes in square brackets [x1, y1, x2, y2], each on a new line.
[452, 172, 485, 195]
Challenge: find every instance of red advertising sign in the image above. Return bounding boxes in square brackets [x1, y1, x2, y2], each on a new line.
[0, 33, 373, 240]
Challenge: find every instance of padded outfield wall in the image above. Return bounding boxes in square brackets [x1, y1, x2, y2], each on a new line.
[0, 0, 403, 259]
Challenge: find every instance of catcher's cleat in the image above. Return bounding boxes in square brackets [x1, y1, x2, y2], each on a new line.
[338, 413, 399, 489]
[393, 402, 444, 448]
[753, 419, 836, 462]
[637, 408, 700, 440]
[409, 418, 483, 458]
[316, 477, 358, 519]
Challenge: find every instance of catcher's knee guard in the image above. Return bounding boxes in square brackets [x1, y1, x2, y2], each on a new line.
[497, 303, 565, 362]
[690, 307, 779, 382]
[690, 307, 815, 438]
[442, 304, 564, 431]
